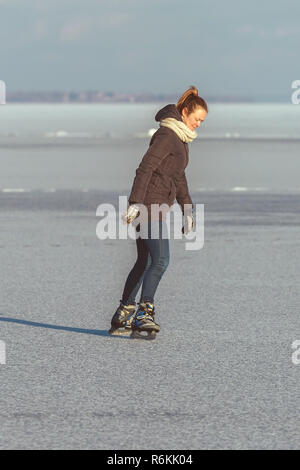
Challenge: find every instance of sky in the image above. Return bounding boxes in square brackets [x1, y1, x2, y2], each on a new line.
[0, 0, 299, 100]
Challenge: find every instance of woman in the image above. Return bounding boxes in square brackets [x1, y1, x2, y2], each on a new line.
[109, 86, 208, 339]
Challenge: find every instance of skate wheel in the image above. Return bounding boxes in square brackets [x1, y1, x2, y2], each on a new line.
[130, 329, 157, 340]
[148, 330, 157, 339]
[108, 328, 131, 336]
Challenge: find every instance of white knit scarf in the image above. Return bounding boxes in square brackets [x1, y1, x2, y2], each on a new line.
[159, 117, 197, 143]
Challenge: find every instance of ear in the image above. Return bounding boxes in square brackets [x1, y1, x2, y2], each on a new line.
[181, 106, 188, 119]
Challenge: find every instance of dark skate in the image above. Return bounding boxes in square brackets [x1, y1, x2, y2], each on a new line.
[109, 301, 136, 335]
[130, 302, 160, 340]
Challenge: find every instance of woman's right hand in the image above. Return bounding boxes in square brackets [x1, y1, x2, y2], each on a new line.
[122, 204, 141, 225]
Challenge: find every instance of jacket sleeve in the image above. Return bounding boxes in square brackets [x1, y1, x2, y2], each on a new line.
[175, 172, 194, 215]
[128, 130, 170, 205]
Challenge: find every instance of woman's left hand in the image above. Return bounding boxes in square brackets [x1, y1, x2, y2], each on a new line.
[182, 214, 194, 234]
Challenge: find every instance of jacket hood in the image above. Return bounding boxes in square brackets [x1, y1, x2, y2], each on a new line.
[155, 104, 182, 122]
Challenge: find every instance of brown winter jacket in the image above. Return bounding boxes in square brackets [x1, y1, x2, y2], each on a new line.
[128, 104, 194, 218]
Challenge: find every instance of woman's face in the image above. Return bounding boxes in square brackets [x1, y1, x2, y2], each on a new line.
[181, 106, 207, 131]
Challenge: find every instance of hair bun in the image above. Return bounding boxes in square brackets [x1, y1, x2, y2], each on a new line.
[189, 86, 198, 96]
[176, 85, 208, 115]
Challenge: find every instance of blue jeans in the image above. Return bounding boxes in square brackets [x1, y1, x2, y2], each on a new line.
[121, 220, 170, 304]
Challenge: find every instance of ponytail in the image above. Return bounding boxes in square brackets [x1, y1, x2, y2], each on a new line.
[176, 85, 208, 115]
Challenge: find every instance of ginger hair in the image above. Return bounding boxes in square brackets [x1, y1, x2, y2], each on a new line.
[176, 86, 208, 115]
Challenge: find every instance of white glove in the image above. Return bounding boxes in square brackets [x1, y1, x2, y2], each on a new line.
[122, 204, 141, 225]
[182, 214, 194, 234]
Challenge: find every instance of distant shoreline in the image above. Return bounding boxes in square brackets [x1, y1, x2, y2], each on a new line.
[4, 90, 277, 104]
